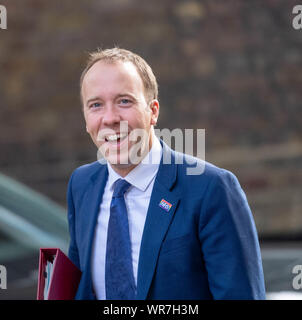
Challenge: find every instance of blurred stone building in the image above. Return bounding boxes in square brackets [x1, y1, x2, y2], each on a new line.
[0, 0, 301, 238]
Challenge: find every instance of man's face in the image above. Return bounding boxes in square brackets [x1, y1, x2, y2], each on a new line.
[81, 60, 159, 176]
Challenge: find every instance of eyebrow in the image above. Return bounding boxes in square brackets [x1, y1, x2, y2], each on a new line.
[86, 97, 100, 106]
[85, 93, 138, 106]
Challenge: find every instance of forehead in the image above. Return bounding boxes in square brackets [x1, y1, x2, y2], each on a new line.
[82, 60, 144, 96]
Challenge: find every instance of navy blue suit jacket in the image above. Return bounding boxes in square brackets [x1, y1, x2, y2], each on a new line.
[67, 141, 266, 299]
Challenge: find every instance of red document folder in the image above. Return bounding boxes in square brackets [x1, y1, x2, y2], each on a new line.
[37, 248, 82, 300]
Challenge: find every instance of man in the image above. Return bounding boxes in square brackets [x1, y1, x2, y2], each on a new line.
[67, 47, 266, 300]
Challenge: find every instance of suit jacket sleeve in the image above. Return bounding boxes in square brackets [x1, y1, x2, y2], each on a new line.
[198, 169, 266, 299]
[67, 171, 81, 270]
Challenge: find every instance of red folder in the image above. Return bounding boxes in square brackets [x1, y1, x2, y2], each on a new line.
[37, 248, 82, 300]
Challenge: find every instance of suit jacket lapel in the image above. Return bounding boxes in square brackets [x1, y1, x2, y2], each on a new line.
[82, 165, 108, 275]
[136, 142, 180, 300]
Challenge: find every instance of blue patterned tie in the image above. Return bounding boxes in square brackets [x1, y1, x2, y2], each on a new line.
[105, 179, 136, 300]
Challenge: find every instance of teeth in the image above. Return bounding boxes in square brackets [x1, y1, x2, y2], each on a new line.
[106, 133, 128, 142]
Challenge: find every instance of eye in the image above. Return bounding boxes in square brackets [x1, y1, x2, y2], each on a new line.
[90, 102, 101, 109]
[119, 98, 132, 106]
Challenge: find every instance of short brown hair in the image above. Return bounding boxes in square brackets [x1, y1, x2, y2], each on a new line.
[80, 47, 158, 103]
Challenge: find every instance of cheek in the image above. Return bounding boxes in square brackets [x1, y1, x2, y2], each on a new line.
[141, 114, 152, 129]
[85, 114, 101, 132]
[132, 110, 152, 128]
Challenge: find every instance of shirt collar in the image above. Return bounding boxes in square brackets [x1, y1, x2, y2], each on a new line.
[107, 136, 162, 192]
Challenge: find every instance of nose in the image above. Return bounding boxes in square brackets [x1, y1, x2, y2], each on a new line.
[102, 105, 121, 127]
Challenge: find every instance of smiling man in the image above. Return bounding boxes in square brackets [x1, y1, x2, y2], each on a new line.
[82, 57, 159, 173]
[67, 47, 266, 300]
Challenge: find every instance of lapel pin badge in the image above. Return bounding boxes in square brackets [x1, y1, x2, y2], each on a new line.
[159, 199, 172, 212]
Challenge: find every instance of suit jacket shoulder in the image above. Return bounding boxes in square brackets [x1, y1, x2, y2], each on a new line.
[172, 150, 244, 202]
[69, 161, 106, 195]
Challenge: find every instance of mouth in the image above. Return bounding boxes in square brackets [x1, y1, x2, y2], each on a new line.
[104, 132, 129, 144]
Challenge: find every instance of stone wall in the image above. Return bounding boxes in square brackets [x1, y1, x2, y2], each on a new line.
[0, 0, 301, 237]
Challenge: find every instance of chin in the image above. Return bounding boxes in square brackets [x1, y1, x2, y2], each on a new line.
[106, 152, 132, 166]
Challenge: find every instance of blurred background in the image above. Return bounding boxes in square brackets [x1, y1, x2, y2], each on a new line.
[0, 0, 301, 299]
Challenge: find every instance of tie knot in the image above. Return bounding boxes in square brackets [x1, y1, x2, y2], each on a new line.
[113, 179, 131, 198]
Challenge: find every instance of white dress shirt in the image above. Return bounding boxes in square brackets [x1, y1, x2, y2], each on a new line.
[91, 136, 162, 300]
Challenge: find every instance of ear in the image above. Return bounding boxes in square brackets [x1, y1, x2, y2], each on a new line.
[149, 100, 160, 126]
